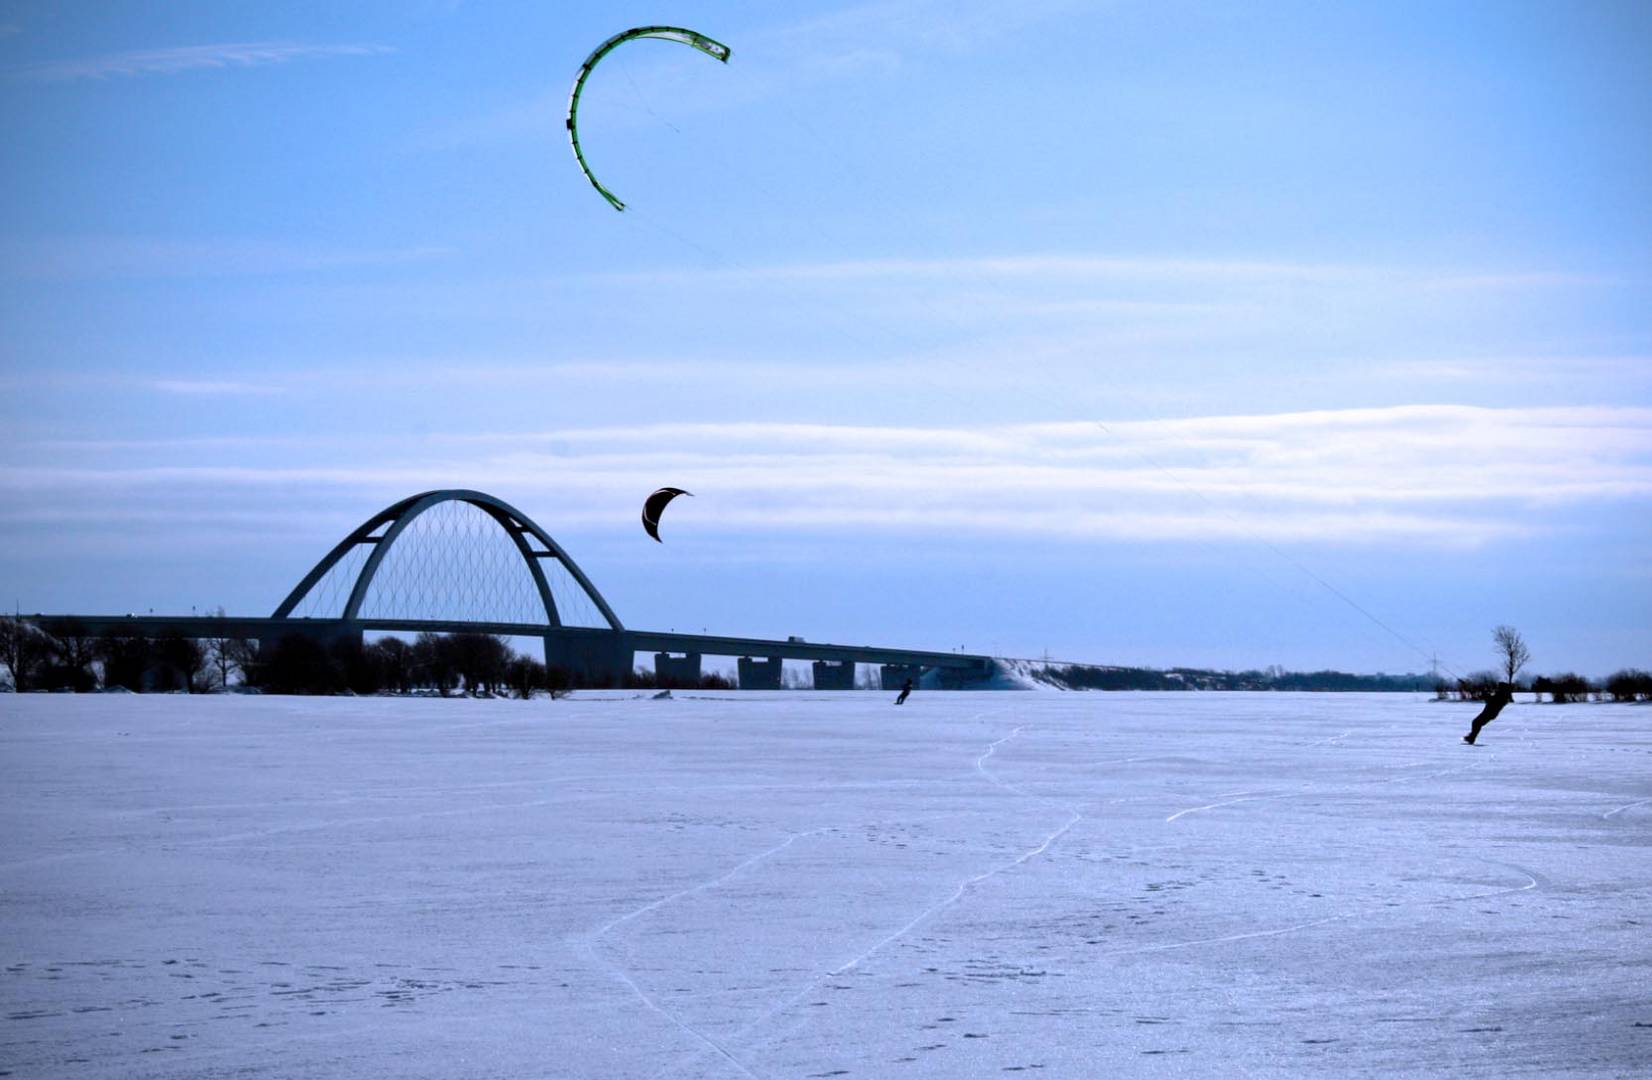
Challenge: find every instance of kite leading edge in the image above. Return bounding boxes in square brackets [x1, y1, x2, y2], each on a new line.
[566, 26, 731, 211]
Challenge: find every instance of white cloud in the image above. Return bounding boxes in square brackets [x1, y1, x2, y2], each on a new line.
[3, 406, 1647, 549]
[1371, 355, 1652, 384]
[11, 41, 394, 82]
[151, 380, 285, 397]
[1, 237, 446, 280]
[604, 252, 1602, 293]
[578, 251, 1606, 366]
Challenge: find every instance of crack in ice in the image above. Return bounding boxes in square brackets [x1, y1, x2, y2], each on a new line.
[586, 828, 833, 1080]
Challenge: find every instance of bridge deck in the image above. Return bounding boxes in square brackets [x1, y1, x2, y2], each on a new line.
[25, 616, 992, 672]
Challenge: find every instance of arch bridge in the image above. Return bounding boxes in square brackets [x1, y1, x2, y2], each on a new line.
[29, 489, 993, 688]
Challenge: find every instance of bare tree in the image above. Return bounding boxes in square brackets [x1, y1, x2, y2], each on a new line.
[204, 636, 235, 690]
[413, 632, 458, 695]
[1548, 672, 1591, 704]
[370, 636, 415, 694]
[448, 632, 511, 695]
[506, 655, 547, 699]
[1605, 669, 1652, 703]
[159, 633, 209, 693]
[1, 616, 51, 691]
[200, 608, 255, 691]
[50, 619, 102, 692]
[99, 633, 155, 691]
[1492, 625, 1531, 686]
[229, 638, 262, 688]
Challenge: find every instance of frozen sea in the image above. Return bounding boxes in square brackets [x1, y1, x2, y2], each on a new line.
[1, 691, 1648, 1079]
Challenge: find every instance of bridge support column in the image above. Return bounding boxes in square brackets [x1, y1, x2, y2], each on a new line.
[811, 660, 854, 690]
[737, 656, 782, 690]
[881, 664, 926, 691]
[257, 620, 364, 651]
[544, 633, 634, 687]
[654, 652, 702, 687]
[256, 621, 364, 670]
[936, 660, 997, 689]
[249, 622, 365, 694]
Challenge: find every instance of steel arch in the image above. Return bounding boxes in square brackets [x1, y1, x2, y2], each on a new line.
[272, 490, 623, 630]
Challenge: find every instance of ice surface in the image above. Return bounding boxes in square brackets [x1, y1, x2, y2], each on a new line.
[1, 691, 1648, 1078]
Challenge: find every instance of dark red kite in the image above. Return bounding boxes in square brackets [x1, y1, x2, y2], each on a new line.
[642, 487, 692, 542]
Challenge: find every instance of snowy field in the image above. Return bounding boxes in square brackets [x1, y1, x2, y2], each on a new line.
[2, 691, 1648, 1079]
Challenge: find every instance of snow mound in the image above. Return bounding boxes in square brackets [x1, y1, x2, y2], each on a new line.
[985, 658, 1066, 691]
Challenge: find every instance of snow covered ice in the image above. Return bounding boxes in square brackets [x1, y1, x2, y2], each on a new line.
[2, 691, 1648, 1078]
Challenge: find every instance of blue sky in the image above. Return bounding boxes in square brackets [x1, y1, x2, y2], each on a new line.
[2, 1, 1648, 676]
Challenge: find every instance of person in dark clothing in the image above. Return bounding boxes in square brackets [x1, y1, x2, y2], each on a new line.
[894, 678, 913, 705]
[1463, 682, 1515, 744]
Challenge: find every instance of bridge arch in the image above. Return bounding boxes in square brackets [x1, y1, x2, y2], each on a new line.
[272, 489, 623, 630]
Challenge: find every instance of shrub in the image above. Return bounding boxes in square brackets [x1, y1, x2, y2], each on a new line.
[1455, 671, 1501, 703]
[1547, 672, 1592, 704]
[1604, 669, 1652, 703]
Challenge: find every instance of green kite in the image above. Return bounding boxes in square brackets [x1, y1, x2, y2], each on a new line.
[566, 26, 731, 211]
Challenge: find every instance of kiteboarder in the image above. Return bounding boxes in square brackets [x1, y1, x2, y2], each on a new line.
[1462, 682, 1515, 744]
[894, 678, 913, 705]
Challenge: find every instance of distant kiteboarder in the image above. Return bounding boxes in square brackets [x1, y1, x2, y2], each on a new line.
[894, 678, 913, 705]
[642, 487, 691, 542]
[1462, 682, 1515, 745]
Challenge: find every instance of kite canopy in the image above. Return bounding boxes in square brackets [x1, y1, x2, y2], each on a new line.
[566, 26, 731, 211]
[642, 487, 692, 542]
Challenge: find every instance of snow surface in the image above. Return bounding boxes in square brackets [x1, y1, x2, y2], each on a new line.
[2, 691, 1648, 1078]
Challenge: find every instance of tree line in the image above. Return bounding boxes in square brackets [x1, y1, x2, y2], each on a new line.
[1440, 669, 1652, 704]
[0, 616, 231, 694]
[7, 615, 1646, 701]
[1031, 664, 1439, 692]
[0, 616, 732, 697]
[1425, 625, 1650, 703]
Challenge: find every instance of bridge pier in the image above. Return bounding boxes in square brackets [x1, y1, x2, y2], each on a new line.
[811, 660, 855, 690]
[737, 656, 782, 690]
[880, 663, 926, 691]
[936, 659, 998, 689]
[254, 620, 363, 669]
[654, 652, 702, 687]
[544, 634, 634, 687]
